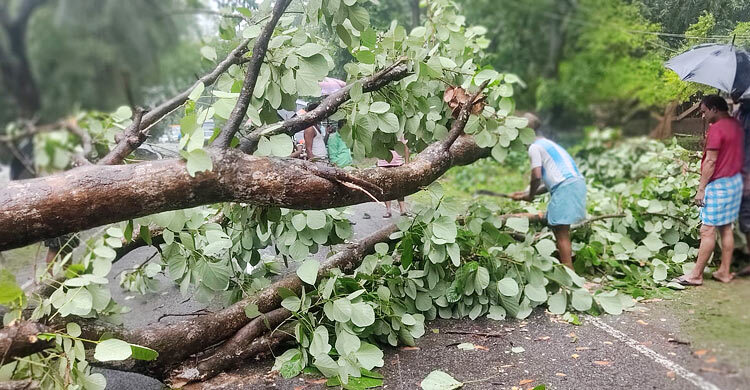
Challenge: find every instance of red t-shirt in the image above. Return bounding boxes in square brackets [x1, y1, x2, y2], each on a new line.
[702, 117, 744, 181]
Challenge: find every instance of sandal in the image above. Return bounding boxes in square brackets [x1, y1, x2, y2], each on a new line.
[671, 276, 702, 286]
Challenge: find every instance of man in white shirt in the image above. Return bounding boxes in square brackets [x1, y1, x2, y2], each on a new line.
[511, 113, 587, 268]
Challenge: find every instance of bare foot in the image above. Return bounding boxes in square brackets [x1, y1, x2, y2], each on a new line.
[711, 271, 736, 283]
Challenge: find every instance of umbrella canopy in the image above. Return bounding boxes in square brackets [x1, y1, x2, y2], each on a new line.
[319, 77, 347, 95]
[665, 44, 750, 99]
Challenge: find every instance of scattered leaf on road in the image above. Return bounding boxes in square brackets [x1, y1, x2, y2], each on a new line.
[535, 336, 550, 341]
[420, 370, 463, 390]
[401, 346, 421, 351]
[519, 379, 535, 385]
[694, 350, 708, 356]
[571, 354, 580, 359]
[636, 320, 648, 325]
[511, 346, 525, 353]
[705, 357, 717, 364]
[593, 361, 611, 366]
[666, 371, 676, 379]
[555, 373, 567, 377]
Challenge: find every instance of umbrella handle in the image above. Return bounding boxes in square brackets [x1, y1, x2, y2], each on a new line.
[732, 34, 736, 47]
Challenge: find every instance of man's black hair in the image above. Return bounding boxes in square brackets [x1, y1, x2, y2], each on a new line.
[701, 94, 729, 112]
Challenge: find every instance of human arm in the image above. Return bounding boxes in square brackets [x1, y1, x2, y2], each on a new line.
[695, 150, 718, 206]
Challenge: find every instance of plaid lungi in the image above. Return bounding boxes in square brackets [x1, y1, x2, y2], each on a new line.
[700, 173, 743, 226]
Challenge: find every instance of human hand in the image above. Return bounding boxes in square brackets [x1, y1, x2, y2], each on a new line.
[510, 191, 528, 201]
[694, 189, 705, 207]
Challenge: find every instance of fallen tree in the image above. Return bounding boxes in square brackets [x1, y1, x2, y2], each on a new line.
[0, 0, 533, 388]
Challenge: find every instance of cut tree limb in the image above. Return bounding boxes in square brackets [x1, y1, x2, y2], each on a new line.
[212, 0, 292, 149]
[168, 307, 292, 387]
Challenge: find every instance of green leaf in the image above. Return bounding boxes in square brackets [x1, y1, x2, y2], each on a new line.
[571, 289, 592, 311]
[297, 43, 324, 57]
[309, 326, 331, 357]
[130, 344, 159, 361]
[289, 240, 310, 261]
[474, 266, 490, 290]
[297, 259, 320, 285]
[313, 354, 339, 377]
[535, 239, 557, 257]
[66, 322, 81, 338]
[188, 81, 205, 101]
[244, 303, 261, 319]
[497, 278, 519, 296]
[0, 270, 23, 304]
[335, 329, 361, 356]
[401, 313, 416, 326]
[200, 46, 217, 61]
[185, 149, 213, 177]
[519, 127, 536, 144]
[94, 339, 132, 362]
[491, 143, 508, 162]
[505, 217, 529, 233]
[356, 342, 384, 370]
[524, 283, 548, 302]
[331, 298, 353, 322]
[642, 233, 665, 252]
[487, 305, 506, 320]
[292, 213, 307, 231]
[351, 302, 375, 327]
[432, 216, 457, 241]
[378, 113, 400, 133]
[306, 210, 327, 230]
[547, 291, 567, 315]
[420, 370, 463, 390]
[369, 101, 390, 114]
[200, 260, 231, 291]
[80, 373, 107, 390]
[281, 295, 302, 312]
[596, 292, 623, 315]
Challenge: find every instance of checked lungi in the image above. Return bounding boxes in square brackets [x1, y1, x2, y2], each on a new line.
[700, 173, 743, 226]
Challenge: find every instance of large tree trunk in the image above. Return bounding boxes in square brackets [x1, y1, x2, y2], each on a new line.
[0, 135, 486, 251]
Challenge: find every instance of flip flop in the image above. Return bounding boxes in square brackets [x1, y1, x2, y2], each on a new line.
[671, 276, 702, 286]
[383, 212, 392, 218]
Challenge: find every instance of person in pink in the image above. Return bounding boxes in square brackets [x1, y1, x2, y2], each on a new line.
[674, 95, 744, 286]
[377, 138, 410, 218]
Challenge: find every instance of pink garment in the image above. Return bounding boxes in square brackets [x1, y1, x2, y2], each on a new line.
[377, 151, 405, 167]
[377, 138, 407, 167]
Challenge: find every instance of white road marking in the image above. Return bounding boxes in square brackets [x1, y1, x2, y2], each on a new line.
[588, 316, 722, 390]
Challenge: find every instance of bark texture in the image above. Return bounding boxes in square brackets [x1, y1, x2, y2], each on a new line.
[0, 379, 40, 390]
[0, 321, 51, 363]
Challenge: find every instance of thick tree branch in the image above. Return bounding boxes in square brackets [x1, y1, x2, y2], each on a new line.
[96, 37, 253, 165]
[213, 0, 292, 149]
[0, 132, 487, 251]
[239, 60, 410, 153]
[168, 307, 292, 386]
[0, 321, 51, 364]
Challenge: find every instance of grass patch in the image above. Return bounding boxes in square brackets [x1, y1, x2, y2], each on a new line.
[666, 278, 750, 375]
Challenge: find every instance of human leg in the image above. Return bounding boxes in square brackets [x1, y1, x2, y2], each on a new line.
[712, 224, 736, 282]
[383, 201, 392, 218]
[397, 198, 407, 215]
[680, 224, 717, 285]
[551, 225, 573, 268]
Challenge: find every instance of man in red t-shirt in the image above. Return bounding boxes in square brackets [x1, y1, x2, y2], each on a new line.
[674, 95, 744, 286]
